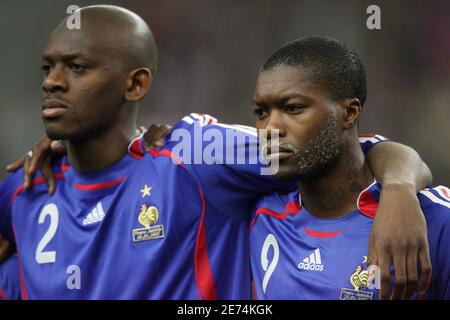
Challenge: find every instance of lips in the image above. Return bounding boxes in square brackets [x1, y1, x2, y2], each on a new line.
[266, 145, 292, 154]
[42, 99, 69, 118]
[263, 144, 293, 161]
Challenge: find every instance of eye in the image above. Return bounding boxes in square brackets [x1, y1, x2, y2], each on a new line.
[41, 63, 52, 75]
[285, 104, 306, 114]
[253, 107, 269, 120]
[69, 63, 86, 73]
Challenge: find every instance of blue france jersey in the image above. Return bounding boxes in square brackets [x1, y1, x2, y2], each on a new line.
[0, 114, 295, 299]
[0, 255, 21, 300]
[0, 113, 387, 299]
[250, 182, 450, 300]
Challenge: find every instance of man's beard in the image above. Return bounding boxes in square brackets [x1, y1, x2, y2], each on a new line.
[275, 113, 342, 181]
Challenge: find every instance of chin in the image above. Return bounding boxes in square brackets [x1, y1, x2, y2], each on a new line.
[271, 162, 326, 182]
[271, 165, 301, 182]
[44, 125, 71, 141]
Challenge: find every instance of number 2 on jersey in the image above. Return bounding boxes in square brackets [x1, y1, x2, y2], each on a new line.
[36, 203, 59, 264]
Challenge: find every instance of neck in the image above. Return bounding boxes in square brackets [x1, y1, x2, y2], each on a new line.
[297, 138, 374, 219]
[67, 111, 138, 172]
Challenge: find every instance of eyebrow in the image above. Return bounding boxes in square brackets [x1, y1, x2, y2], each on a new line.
[276, 93, 310, 104]
[42, 52, 88, 62]
[254, 92, 311, 106]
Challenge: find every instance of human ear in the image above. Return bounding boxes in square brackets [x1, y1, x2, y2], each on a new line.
[124, 68, 152, 102]
[341, 98, 362, 129]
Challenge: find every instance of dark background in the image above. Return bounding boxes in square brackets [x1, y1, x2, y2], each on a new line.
[0, 0, 448, 184]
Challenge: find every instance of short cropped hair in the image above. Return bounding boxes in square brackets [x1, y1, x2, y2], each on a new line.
[262, 36, 367, 106]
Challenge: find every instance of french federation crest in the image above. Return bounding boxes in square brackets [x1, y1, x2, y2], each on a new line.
[132, 204, 165, 242]
[339, 256, 374, 300]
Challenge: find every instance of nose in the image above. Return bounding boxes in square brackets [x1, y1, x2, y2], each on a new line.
[265, 109, 287, 139]
[42, 64, 68, 94]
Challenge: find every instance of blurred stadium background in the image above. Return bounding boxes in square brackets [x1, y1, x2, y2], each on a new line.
[0, 0, 448, 184]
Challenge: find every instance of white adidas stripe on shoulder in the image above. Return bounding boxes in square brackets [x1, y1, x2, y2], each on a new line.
[358, 137, 379, 144]
[435, 186, 450, 202]
[189, 113, 203, 121]
[182, 113, 218, 126]
[358, 134, 389, 144]
[182, 115, 195, 124]
[214, 123, 257, 136]
[181, 113, 257, 136]
[420, 186, 450, 209]
[203, 114, 218, 125]
[233, 124, 257, 133]
[374, 134, 388, 141]
[190, 113, 218, 125]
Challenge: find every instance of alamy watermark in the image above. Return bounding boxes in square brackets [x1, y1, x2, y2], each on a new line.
[367, 264, 381, 289]
[367, 5, 381, 30]
[66, 5, 81, 30]
[166, 122, 280, 176]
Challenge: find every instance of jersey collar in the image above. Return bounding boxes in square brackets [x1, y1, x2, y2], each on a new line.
[61, 137, 143, 190]
[298, 180, 381, 220]
[356, 180, 381, 219]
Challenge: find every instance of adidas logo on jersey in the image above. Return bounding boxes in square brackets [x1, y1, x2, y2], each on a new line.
[298, 248, 324, 271]
[83, 202, 106, 226]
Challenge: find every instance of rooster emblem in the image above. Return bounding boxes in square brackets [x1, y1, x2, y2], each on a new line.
[350, 256, 369, 291]
[138, 204, 159, 229]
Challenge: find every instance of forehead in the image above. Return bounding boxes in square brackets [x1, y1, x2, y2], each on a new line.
[255, 65, 310, 95]
[43, 26, 114, 60]
[254, 65, 326, 102]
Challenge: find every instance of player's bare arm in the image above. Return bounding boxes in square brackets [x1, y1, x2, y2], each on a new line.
[365, 141, 432, 299]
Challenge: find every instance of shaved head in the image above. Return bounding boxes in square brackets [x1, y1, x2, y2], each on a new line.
[51, 5, 158, 76]
[41, 5, 156, 143]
